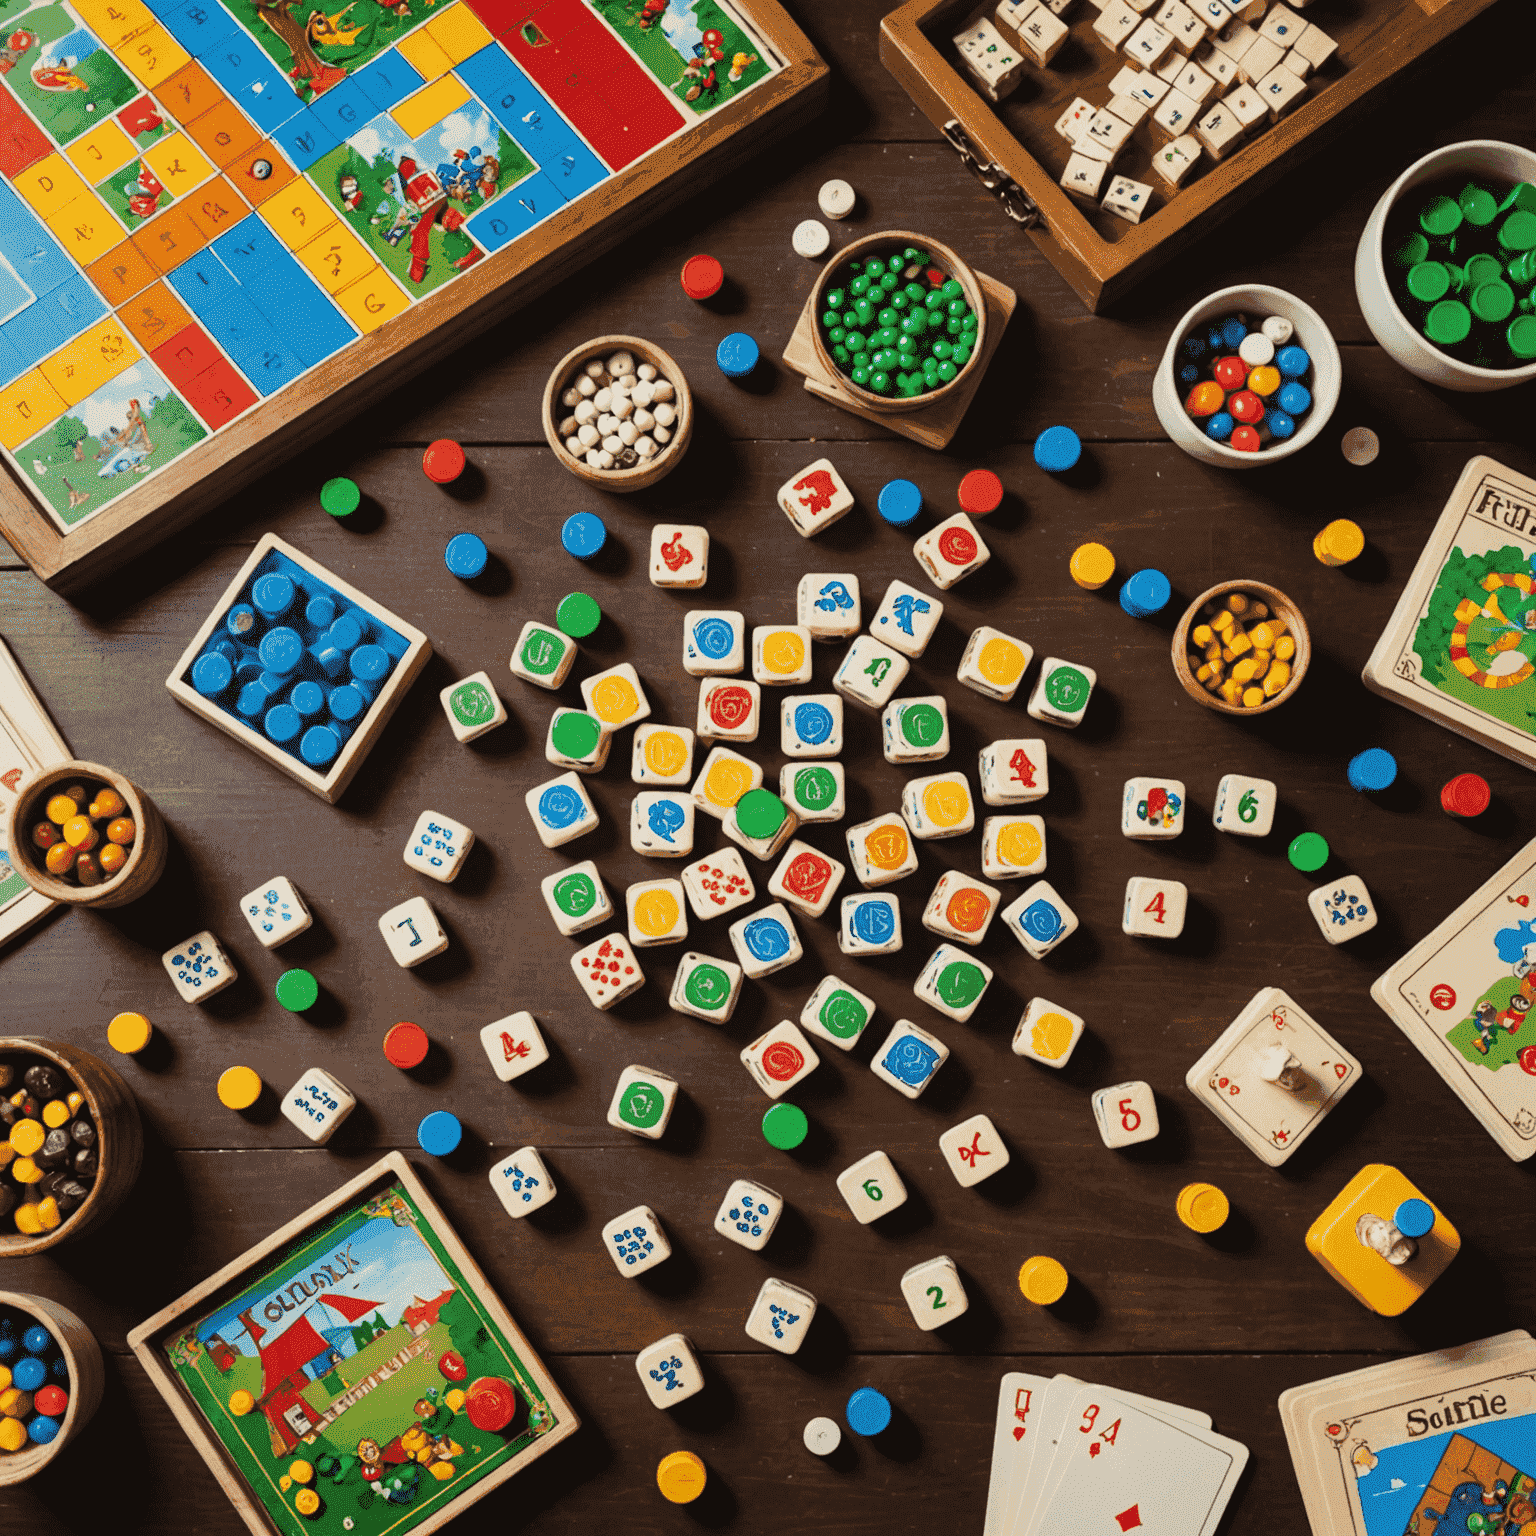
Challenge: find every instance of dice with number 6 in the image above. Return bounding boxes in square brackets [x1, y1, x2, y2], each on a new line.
[1091, 1080, 1160, 1148]
[835, 1150, 908, 1224]
[1213, 773, 1277, 837]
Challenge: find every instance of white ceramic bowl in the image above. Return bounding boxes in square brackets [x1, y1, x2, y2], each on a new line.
[1153, 285, 1342, 468]
[1355, 139, 1536, 393]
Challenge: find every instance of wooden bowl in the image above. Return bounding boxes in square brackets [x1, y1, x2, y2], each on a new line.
[542, 335, 693, 493]
[4, 759, 167, 909]
[0, 1292, 104, 1482]
[809, 229, 988, 414]
[0, 1038, 143, 1257]
[1171, 580, 1311, 717]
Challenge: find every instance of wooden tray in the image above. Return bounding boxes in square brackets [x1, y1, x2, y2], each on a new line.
[880, 0, 1504, 312]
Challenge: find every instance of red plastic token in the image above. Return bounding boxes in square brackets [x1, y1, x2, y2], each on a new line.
[1212, 356, 1246, 390]
[957, 468, 1003, 516]
[383, 1021, 429, 1069]
[1185, 381, 1225, 417]
[439, 1350, 467, 1383]
[681, 254, 724, 300]
[1228, 390, 1265, 424]
[466, 1376, 518, 1433]
[925, 267, 944, 287]
[422, 439, 466, 484]
[33, 1385, 67, 1417]
[1441, 773, 1491, 818]
[1230, 425, 1262, 453]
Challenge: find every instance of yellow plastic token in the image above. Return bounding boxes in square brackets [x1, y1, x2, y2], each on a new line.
[8, 1119, 44, 1157]
[588, 674, 639, 725]
[41, 1100, 69, 1128]
[1313, 518, 1365, 568]
[34, 1197, 60, 1230]
[1177, 1181, 1230, 1234]
[62, 814, 98, 850]
[279, 1476, 292, 1491]
[644, 729, 689, 779]
[12, 1204, 41, 1234]
[229, 1389, 255, 1415]
[1018, 1255, 1070, 1306]
[11, 1158, 41, 1185]
[217, 1066, 263, 1111]
[289, 1459, 314, 1485]
[0, 1417, 26, 1452]
[1069, 542, 1116, 590]
[996, 821, 1043, 870]
[0, 1365, 12, 1393]
[107, 1011, 153, 1055]
[0, 1388, 31, 1418]
[656, 1450, 707, 1504]
[631, 888, 681, 939]
[428, 1461, 455, 1481]
[294, 1489, 321, 1517]
[45, 793, 78, 825]
[922, 780, 970, 830]
[445, 1388, 466, 1413]
[1248, 365, 1281, 396]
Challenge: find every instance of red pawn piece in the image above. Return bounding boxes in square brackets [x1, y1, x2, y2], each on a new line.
[466, 1376, 518, 1432]
[439, 1350, 468, 1382]
[1228, 390, 1265, 424]
[1230, 425, 1262, 453]
[681, 254, 724, 301]
[957, 468, 1003, 516]
[1441, 773, 1491, 818]
[1212, 356, 1247, 391]
[423, 440, 466, 485]
[383, 1021, 430, 1069]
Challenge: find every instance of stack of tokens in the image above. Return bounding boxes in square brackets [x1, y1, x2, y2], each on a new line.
[817, 244, 979, 399]
[1186, 590, 1295, 709]
[1177, 312, 1313, 452]
[554, 349, 678, 471]
[28, 779, 136, 888]
[1387, 178, 1536, 365]
[0, 1059, 98, 1235]
[0, 1312, 69, 1450]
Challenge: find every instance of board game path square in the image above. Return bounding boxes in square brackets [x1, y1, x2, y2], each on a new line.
[152, 321, 223, 391]
[181, 356, 257, 428]
[184, 176, 248, 241]
[86, 240, 158, 306]
[158, 62, 225, 130]
[0, 119, 51, 181]
[185, 98, 261, 170]
[132, 203, 208, 276]
[118, 280, 194, 351]
[229, 139, 297, 205]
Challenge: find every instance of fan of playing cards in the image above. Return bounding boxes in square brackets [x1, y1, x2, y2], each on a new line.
[984, 1372, 1249, 1536]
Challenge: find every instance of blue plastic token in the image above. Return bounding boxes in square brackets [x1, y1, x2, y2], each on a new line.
[562, 512, 607, 560]
[300, 726, 341, 766]
[1220, 317, 1247, 348]
[351, 644, 389, 684]
[1276, 345, 1310, 378]
[1206, 412, 1235, 441]
[251, 573, 295, 618]
[328, 614, 363, 652]
[716, 332, 760, 378]
[1119, 568, 1172, 618]
[846, 1388, 892, 1437]
[289, 680, 325, 717]
[1266, 410, 1296, 439]
[265, 704, 302, 743]
[258, 626, 303, 674]
[26, 1415, 59, 1445]
[236, 681, 268, 717]
[1178, 362, 1200, 386]
[877, 478, 923, 526]
[1277, 382, 1311, 416]
[1393, 1197, 1435, 1239]
[1347, 748, 1397, 792]
[1034, 425, 1082, 473]
[445, 532, 488, 578]
[417, 1110, 463, 1156]
[305, 594, 336, 630]
[12, 1356, 45, 1392]
[192, 652, 233, 696]
[328, 684, 365, 722]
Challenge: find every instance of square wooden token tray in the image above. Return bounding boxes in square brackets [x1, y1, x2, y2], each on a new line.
[880, 0, 1505, 312]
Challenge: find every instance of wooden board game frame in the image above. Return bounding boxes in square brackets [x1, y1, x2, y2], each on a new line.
[0, 1, 828, 598]
[127, 1152, 580, 1536]
[879, 0, 1503, 312]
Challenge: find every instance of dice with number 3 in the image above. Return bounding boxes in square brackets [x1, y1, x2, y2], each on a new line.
[1091, 1080, 1160, 1148]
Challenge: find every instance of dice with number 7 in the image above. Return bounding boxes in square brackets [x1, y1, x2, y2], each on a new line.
[1091, 1080, 1160, 1148]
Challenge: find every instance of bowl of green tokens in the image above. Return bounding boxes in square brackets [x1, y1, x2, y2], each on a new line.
[811, 230, 986, 412]
[1356, 139, 1536, 391]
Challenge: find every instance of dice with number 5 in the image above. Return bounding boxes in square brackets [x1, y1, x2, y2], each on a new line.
[1091, 1080, 1160, 1148]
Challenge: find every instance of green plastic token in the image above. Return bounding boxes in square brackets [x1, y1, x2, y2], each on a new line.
[1509, 315, 1536, 360]
[275, 968, 320, 1012]
[1471, 281, 1515, 325]
[1502, 182, 1536, 216]
[1464, 253, 1504, 288]
[762, 1102, 808, 1150]
[1419, 195, 1463, 239]
[551, 711, 602, 760]
[1288, 832, 1330, 874]
[1425, 300, 1472, 347]
[320, 477, 360, 518]
[1458, 185, 1498, 227]
[1499, 210, 1536, 254]
[1406, 262, 1450, 305]
[734, 788, 787, 840]
[556, 592, 601, 639]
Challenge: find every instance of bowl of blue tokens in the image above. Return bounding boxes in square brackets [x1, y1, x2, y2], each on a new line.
[0, 1292, 104, 1483]
[1153, 285, 1341, 468]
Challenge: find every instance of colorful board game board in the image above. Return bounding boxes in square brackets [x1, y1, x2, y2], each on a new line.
[0, 0, 780, 533]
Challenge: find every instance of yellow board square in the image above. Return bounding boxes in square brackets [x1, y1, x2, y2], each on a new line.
[0, 371, 68, 452]
[292, 222, 373, 295]
[140, 133, 215, 199]
[39, 321, 141, 409]
[67, 120, 138, 182]
[261, 179, 338, 252]
[13, 155, 89, 220]
[334, 266, 410, 333]
[391, 74, 471, 141]
[46, 195, 127, 269]
[424, 4, 493, 66]
[394, 29, 454, 86]
[73, 0, 155, 50]
[115, 23, 193, 90]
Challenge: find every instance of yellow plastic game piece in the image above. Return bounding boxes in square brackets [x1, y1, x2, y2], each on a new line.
[141, 133, 216, 199]
[427, 1462, 455, 1481]
[279, 1475, 292, 1490]
[115, 23, 192, 89]
[1018, 1255, 1069, 1305]
[445, 1388, 466, 1413]
[13, 154, 90, 220]
[34, 1197, 60, 1230]
[391, 74, 471, 141]
[1069, 542, 1116, 590]
[1313, 518, 1365, 568]
[7, 1120, 44, 1158]
[40, 1099, 66, 1129]
[656, 1450, 707, 1504]
[0, 1365, 11, 1393]
[294, 1489, 321, 1517]
[334, 267, 411, 334]
[264, 179, 339, 252]
[294, 223, 375, 295]
[394, 27, 454, 85]
[1305, 1164, 1460, 1316]
[11, 1158, 41, 1185]
[74, 0, 155, 48]
[107, 1011, 153, 1055]
[1176, 1181, 1230, 1234]
[229, 1389, 255, 1415]
[0, 1387, 31, 1417]
[40, 321, 140, 409]
[424, 2, 493, 65]
[0, 1417, 26, 1452]
[12, 1204, 41, 1234]
[289, 1459, 314, 1484]
[217, 1066, 262, 1111]
[67, 119, 138, 181]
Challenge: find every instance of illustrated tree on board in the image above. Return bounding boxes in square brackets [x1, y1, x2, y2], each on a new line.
[254, 0, 348, 96]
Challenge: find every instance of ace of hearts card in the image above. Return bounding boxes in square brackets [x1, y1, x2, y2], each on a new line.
[1372, 835, 1536, 1162]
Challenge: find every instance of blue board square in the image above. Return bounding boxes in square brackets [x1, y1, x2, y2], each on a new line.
[350, 51, 424, 113]
[211, 213, 287, 282]
[232, 68, 304, 135]
[235, 340, 306, 395]
[0, 253, 33, 324]
[466, 171, 565, 252]
[200, 291, 304, 393]
[45, 272, 107, 339]
[458, 44, 578, 160]
[239, 254, 355, 367]
[200, 33, 266, 94]
[307, 78, 374, 143]
[540, 136, 606, 201]
[273, 112, 340, 173]
[169, 247, 240, 315]
[0, 329, 27, 390]
[158, 0, 236, 57]
[1, 302, 65, 372]
[0, 208, 72, 300]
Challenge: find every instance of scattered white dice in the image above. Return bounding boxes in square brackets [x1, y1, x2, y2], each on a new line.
[901, 1255, 968, 1330]
[525, 771, 598, 848]
[635, 1332, 704, 1408]
[744, 1277, 817, 1354]
[915, 944, 994, 1024]
[683, 610, 746, 675]
[939, 1113, 1010, 1187]
[846, 813, 918, 889]
[714, 1177, 783, 1251]
[626, 878, 689, 947]
[800, 974, 876, 1051]
[510, 620, 577, 690]
[1213, 773, 1276, 837]
[870, 579, 944, 659]
[979, 739, 1049, 804]
[741, 1020, 821, 1098]
[649, 523, 709, 588]
[753, 625, 814, 687]
[797, 573, 861, 639]
[836, 1150, 907, 1223]
[580, 662, 651, 730]
[870, 1019, 950, 1099]
[729, 903, 803, 979]
[1014, 995, 1085, 1068]
[377, 897, 449, 968]
[691, 746, 763, 821]
[1103, 173, 1154, 223]
[489, 1146, 557, 1217]
[1121, 778, 1186, 840]
[922, 870, 1000, 946]
[680, 847, 756, 919]
[479, 1012, 550, 1082]
[982, 815, 1048, 881]
[603, 1204, 672, 1276]
[914, 514, 990, 590]
[238, 877, 311, 949]
[781, 694, 843, 757]
[631, 792, 695, 857]
[767, 840, 846, 919]
[1091, 1081, 1160, 1148]
[1027, 658, 1097, 728]
[440, 670, 507, 743]
[1307, 875, 1378, 944]
[697, 677, 761, 743]
[901, 770, 974, 839]
[669, 950, 743, 1023]
[545, 708, 612, 773]
[404, 809, 475, 882]
[780, 761, 847, 824]
[777, 458, 855, 537]
[957, 626, 1034, 702]
[281, 1066, 356, 1144]
[1002, 880, 1078, 957]
[840, 892, 902, 956]
[606, 1064, 677, 1139]
[162, 930, 237, 1002]
[882, 696, 950, 764]
[1122, 876, 1187, 938]
[833, 635, 910, 709]
[540, 860, 613, 936]
[632, 724, 695, 786]
[571, 933, 646, 1009]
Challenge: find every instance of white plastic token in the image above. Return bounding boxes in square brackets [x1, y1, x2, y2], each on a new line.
[1238, 332, 1274, 366]
[804, 1416, 842, 1455]
[818, 178, 856, 219]
[1261, 314, 1294, 346]
[1341, 427, 1380, 466]
[793, 218, 830, 258]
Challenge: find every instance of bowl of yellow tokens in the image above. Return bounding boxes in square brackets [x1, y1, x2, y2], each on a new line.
[1172, 580, 1311, 716]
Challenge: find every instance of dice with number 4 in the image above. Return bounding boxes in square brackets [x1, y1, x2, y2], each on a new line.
[980, 739, 1049, 805]
[1091, 1081, 1160, 1148]
[901, 1255, 968, 1330]
[1123, 876, 1187, 938]
[836, 1150, 908, 1223]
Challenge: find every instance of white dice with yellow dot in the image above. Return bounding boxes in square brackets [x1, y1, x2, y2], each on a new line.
[752, 625, 813, 686]
[833, 635, 909, 709]
[939, 1112, 1010, 1187]
[901, 1255, 968, 1330]
[901, 769, 974, 839]
[836, 1150, 907, 1223]
[1091, 1081, 1160, 1148]
[1002, 879, 1077, 956]
[1122, 875, 1187, 937]
[882, 695, 950, 764]
[982, 815, 1048, 881]
[691, 746, 762, 821]
[580, 662, 651, 731]
[921, 870, 1001, 946]
[632, 723, 695, 786]
[800, 974, 876, 1051]
[540, 860, 612, 936]
[957, 626, 1034, 703]
[846, 813, 919, 888]
[979, 739, 1049, 804]
[870, 579, 943, 659]
[797, 573, 861, 640]
[1013, 997, 1085, 1068]
[682, 609, 746, 676]
[626, 878, 689, 947]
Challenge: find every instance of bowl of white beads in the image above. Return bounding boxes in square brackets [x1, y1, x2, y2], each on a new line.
[542, 335, 693, 491]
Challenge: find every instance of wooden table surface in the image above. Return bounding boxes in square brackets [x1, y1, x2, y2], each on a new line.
[4, 4, 1536, 1531]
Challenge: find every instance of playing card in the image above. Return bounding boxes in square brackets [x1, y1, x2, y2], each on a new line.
[1372, 834, 1536, 1161]
[0, 637, 69, 944]
[985, 1372, 1050, 1536]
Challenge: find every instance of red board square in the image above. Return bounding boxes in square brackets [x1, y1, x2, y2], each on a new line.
[527, 0, 588, 41]
[0, 114, 52, 179]
[182, 357, 258, 429]
[152, 323, 224, 392]
[463, 0, 540, 37]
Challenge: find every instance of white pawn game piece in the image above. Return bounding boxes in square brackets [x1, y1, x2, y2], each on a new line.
[818, 178, 856, 219]
[697, 677, 761, 743]
[714, 1177, 783, 1250]
[752, 625, 814, 687]
[914, 514, 990, 589]
[1121, 777, 1186, 840]
[833, 635, 910, 709]
[631, 792, 696, 858]
[525, 771, 598, 848]
[635, 1333, 704, 1408]
[792, 218, 829, 258]
[649, 523, 709, 588]
[540, 860, 613, 936]
[683, 609, 747, 675]
[580, 662, 651, 730]
[840, 892, 902, 956]
[440, 670, 507, 743]
[745, 1277, 817, 1355]
[729, 902, 803, 979]
[914, 944, 993, 1024]
[691, 746, 763, 821]
[804, 1418, 841, 1455]
[957, 626, 1034, 702]
[489, 1146, 557, 1217]
[281, 1066, 356, 1144]
[981, 814, 1048, 881]
[781, 694, 843, 758]
[801, 974, 877, 1051]
[571, 933, 645, 1010]
[378, 897, 449, 968]
[767, 840, 846, 919]
[1002, 880, 1078, 957]
[680, 846, 756, 919]
[836, 1150, 907, 1223]
[939, 1113, 1010, 1187]
[606, 1063, 677, 1139]
[797, 573, 861, 640]
[870, 579, 944, 659]
[1254, 1042, 1308, 1090]
[1262, 314, 1294, 346]
[1122, 875, 1187, 937]
[979, 739, 1049, 804]
[846, 813, 919, 888]
[632, 724, 696, 786]
[1091, 1081, 1159, 1147]
[404, 809, 475, 882]
[1027, 658, 1097, 728]
[902, 770, 974, 839]
[883, 695, 950, 764]
[626, 878, 689, 947]
[741, 1020, 821, 1098]
[602, 1204, 672, 1276]
[509, 620, 577, 690]
[870, 1019, 950, 1099]
[781, 761, 847, 825]
[921, 870, 1000, 946]
[669, 951, 744, 1024]
[545, 708, 611, 773]
[239, 877, 312, 949]
[162, 930, 238, 1002]
[1307, 875, 1378, 944]
[1212, 772, 1276, 836]
[901, 1256, 968, 1330]
[479, 1012, 550, 1082]
[1013, 997, 1086, 1069]
[777, 459, 855, 538]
